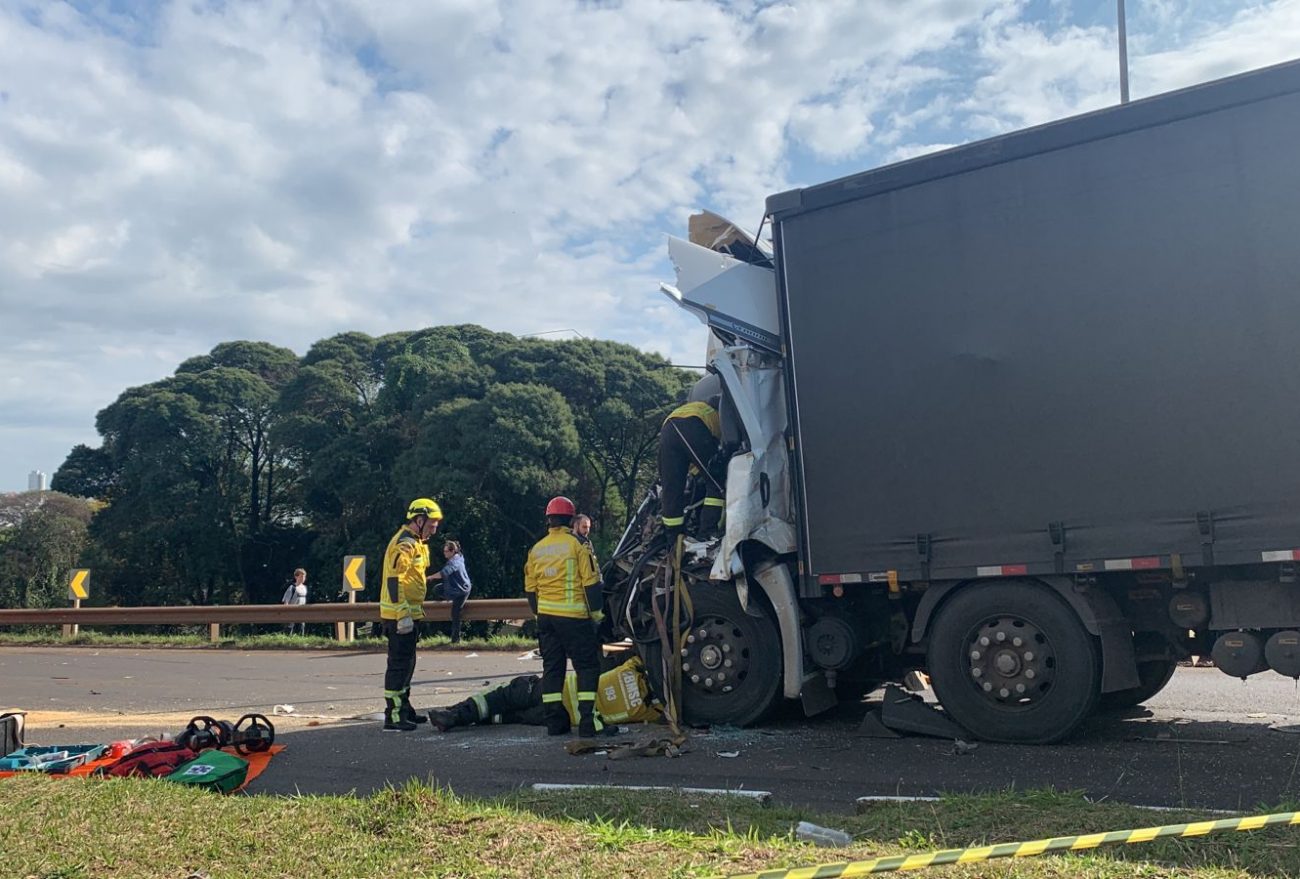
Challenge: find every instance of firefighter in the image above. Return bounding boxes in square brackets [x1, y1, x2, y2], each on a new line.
[659, 398, 724, 539]
[426, 654, 660, 732]
[524, 496, 605, 737]
[379, 497, 443, 732]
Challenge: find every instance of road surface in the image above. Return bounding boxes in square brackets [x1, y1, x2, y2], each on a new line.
[4, 645, 1299, 813]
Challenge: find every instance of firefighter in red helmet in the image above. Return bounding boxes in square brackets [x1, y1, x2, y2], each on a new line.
[523, 496, 610, 737]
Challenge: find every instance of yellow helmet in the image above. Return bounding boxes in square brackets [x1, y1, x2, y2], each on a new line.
[406, 498, 443, 521]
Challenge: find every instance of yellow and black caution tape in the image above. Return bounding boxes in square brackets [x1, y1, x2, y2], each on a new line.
[717, 810, 1300, 878]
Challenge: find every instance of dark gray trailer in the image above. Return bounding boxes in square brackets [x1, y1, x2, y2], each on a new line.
[608, 59, 1300, 743]
[770, 57, 1300, 589]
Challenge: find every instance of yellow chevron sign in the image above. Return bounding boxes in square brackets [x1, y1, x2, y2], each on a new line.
[343, 556, 366, 591]
[68, 569, 90, 601]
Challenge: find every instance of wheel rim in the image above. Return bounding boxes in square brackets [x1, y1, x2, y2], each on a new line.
[681, 613, 749, 696]
[964, 614, 1056, 706]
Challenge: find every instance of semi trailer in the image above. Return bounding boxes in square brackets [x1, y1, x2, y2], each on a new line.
[603, 58, 1300, 743]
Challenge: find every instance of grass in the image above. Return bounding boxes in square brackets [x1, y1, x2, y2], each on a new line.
[0, 629, 536, 651]
[0, 780, 1295, 879]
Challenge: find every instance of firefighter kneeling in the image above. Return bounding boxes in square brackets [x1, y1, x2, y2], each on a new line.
[524, 496, 608, 737]
[426, 655, 660, 732]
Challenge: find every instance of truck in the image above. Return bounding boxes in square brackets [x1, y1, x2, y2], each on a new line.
[602, 57, 1300, 744]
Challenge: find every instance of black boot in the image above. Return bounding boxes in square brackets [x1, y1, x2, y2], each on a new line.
[545, 704, 571, 736]
[382, 694, 417, 732]
[427, 708, 459, 732]
[400, 689, 428, 725]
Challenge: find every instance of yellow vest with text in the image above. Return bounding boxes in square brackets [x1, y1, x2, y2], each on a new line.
[561, 655, 661, 725]
[380, 527, 431, 621]
[524, 527, 598, 619]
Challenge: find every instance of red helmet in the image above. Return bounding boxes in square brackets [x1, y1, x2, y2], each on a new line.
[545, 496, 576, 517]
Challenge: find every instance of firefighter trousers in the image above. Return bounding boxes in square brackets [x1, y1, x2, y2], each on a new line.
[658, 416, 722, 534]
[537, 614, 601, 728]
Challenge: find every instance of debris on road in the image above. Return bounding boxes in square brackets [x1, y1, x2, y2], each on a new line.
[795, 821, 854, 847]
[717, 750, 740, 758]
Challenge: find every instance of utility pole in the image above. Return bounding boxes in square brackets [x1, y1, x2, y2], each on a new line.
[1118, 0, 1131, 103]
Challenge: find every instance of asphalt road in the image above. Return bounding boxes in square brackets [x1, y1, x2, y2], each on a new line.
[5, 645, 1300, 814]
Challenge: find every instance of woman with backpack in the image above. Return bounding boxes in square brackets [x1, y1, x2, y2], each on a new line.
[426, 540, 472, 644]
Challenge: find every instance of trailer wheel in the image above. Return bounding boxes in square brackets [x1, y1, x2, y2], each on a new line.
[680, 583, 783, 727]
[928, 581, 1099, 744]
[1098, 656, 1178, 711]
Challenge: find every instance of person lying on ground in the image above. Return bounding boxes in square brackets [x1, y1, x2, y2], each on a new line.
[426, 655, 661, 735]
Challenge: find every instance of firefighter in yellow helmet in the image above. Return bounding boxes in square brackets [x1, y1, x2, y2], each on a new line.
[379, 497, 443, 732]
[524, 496, 609, 737]
[426, 654, 661, 732]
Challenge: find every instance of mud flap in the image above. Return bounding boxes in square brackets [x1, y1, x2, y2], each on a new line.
[799, 671, 838, 717]
[862, 684, 971, 740]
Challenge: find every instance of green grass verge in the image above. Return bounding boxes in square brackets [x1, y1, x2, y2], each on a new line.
[1, 780, 1294, 878]
[0, 630, 536, 651]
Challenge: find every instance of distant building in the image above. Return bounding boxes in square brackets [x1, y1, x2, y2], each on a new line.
[27, 470, 47, 492]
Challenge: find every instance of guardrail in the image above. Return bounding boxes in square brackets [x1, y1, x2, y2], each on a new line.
[0, 599, 533, 643]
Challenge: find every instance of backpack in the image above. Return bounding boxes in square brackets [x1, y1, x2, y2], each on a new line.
[165, 750, 249, 794]
[100, 741, 197, 778]
[1, 711, 24, 759]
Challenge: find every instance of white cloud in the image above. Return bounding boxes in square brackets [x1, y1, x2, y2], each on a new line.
[0, 0, 1295, 488]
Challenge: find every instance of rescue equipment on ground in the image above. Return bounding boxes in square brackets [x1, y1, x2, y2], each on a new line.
[174, 714, 275, 755]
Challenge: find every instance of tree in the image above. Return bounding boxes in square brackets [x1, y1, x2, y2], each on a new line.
[0, 492, 95, 609]
[52, 325, 691, 607]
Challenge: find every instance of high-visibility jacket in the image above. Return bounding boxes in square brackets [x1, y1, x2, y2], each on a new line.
[380, 526, 431, 621]
[582, 656, 661, 725]
[524, 526, 599, 619]
[664, 401, 720, 440]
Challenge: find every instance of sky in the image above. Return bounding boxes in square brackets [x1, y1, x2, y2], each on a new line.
[1, 0, 1298, 491]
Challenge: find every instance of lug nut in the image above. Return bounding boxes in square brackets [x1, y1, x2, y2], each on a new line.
[1015, 683, 1026, 694]
[999, 688, 1010, 698]
[979, 636, 990, 647]
[682, 662, 691, 672]
[1025, 669, 1036, 679]
[1012, 637, 1023, 647]
[705, 678, 714, 688]
[681, 648, 688, 657]
[1024, 651, 1034, 661]
[982, 682, 993, 692]
[690, 674, 700, 684]
[723, 659, 733, 668]
[717, 672, 727, 682]
[687, 635, 696, 644]
[995, 631, 1006, 643]
[970, 650, 981, 661]
[698, 629, 708, 639]
[971, 668, 983, 678]
[722, 644, 732, 653]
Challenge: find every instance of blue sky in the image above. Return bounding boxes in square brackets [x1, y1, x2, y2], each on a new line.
[1, 0, 1297, 491]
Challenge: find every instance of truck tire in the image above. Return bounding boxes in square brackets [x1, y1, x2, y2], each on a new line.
[928, 580, 1100, 744]
[1097, 657, 1177, 712]
[680, 583, 783, 727]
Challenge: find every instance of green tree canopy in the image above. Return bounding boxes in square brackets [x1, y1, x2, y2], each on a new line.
[52, 325, 693, 608]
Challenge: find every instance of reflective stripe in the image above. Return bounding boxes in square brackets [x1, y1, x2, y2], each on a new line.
[662, 516, 685, 527]
[565, 558, 575, 610]
[665, 401, 721, 438]
[471, 694, 489, 720]
[536, 598, 588, 615]
[542, 692, 563, 703]
[703, 497, 726, 507]
[563, 674, 581, 725]
[577, 691, 597, 701]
